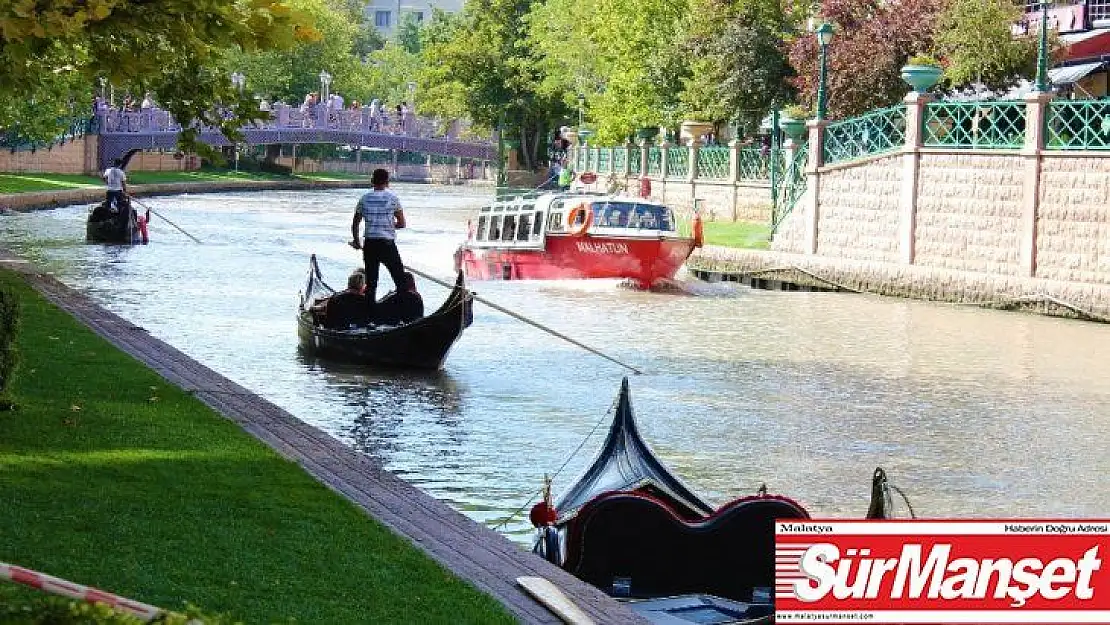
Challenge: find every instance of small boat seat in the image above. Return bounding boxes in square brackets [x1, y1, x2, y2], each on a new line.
[563, 492, 809, 603]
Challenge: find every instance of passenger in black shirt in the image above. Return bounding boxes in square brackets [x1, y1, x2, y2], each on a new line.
[323, 270, 370, 329]
[373, 272, 424, 326]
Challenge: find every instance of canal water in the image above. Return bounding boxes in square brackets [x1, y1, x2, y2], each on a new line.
[2, 185, 1109, 544]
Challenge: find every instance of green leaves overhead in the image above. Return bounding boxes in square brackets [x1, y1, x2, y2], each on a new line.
[0, 0, 315, 146]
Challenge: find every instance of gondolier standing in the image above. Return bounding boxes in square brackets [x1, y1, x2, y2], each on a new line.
[102, 158, 128, 210]
[350, 168, 408, 321]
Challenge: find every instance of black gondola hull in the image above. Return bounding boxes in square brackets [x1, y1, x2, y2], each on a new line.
[297, 256, 474, 370]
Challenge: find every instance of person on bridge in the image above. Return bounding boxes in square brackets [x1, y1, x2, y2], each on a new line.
[102, 158, 129, 210]
[350, 168, 408, 322]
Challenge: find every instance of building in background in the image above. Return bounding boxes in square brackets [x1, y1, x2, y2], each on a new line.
[1016, 0, 1110, 97]
[364, 0, 464, 35]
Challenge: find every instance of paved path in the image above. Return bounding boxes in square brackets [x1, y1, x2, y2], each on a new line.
[3, 253, 646, 624]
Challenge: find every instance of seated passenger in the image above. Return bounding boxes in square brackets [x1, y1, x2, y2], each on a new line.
[323, 270, 370, 329]
[374, 272, 424, 326]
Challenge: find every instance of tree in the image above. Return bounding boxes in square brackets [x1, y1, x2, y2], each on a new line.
[934, 0, 1039, 90]
[679, 0, 797, 133]
[788, 0, 946, 119]
[226, 0, 364, 106]
[396, 13, 423, 55]
[527, 0, 688, 143]
[0, 0, 316, 147]
[419, 0, 565, 168]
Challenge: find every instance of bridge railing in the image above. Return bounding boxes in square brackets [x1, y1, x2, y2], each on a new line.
[95, 103, 481, 142]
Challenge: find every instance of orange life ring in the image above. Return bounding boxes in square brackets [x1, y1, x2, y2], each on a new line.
[566, 204, 592, 236]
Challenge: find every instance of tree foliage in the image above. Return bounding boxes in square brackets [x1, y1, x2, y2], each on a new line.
[934, 0, 1038, 90]
[527, 0, 688, 143]
[788, 0, 946, 119]
[419, 0, 565, 168]
[680, 0, 797, 132]
[0, 0, 317, 146]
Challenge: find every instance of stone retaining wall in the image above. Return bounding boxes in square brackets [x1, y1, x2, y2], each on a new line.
[1036, 155, 1110, 284]
[0, 136, 97, 174]
[690, 245, 1110, 322]
[816, 154, 901, 263]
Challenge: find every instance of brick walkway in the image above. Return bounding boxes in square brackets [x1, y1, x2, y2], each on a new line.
[5, 255, 645, 625]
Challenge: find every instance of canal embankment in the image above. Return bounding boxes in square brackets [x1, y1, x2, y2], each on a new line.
[0, 255, 642, 624]
[0, 174, 492, 212]
[689, 245, 1110, 322]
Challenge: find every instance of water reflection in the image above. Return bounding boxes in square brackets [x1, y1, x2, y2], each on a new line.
[1, 187, 1109, 546]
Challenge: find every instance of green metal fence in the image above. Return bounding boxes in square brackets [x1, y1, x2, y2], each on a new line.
[772, 142, 810, 234]
[1046, 100, 1110, 150]
[922, 101, 1027, 149]
[629, 147, 642, 174]
[823, 105, 907, 165]
[597, 148, 611, 173]
[575, 148, 586, 170]
[738, 147, 771, 181]
[696, 146, 730, 180]
[666, 146, 688, 178]
[612, 148, 626, 173]
[646, 147, 662, 176]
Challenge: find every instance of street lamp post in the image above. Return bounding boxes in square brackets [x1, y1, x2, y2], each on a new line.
[319, 70, 332, 102]
[815, 23, 834, 121]
[1034, 0, 1050, 92]
[406, 81, 416, 112]
[577, 93, 585, 130]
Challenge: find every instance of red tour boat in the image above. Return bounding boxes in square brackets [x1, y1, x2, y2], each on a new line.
[454, 191, 703, 289]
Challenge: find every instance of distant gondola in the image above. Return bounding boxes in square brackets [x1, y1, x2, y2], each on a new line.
[86, 195, 149, 244]
[87, 148, 148, 244]
[297, 254, 474, 370]
[529, 378, 910, 624]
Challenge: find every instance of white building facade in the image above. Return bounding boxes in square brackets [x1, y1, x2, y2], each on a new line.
[364, 0, 464, 35]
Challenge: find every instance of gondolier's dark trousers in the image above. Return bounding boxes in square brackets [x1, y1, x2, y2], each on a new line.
[363, 237, 406, 321]
[106, 190, 124, 210]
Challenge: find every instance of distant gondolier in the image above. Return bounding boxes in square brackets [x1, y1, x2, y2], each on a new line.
[102, 159, 128, 210]
[350, 168, 408, 321]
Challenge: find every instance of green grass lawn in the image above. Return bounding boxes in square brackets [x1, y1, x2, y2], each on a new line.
[702, 219, 772, 250]
[0, 169, 370, 194]
[0, 271, 514, 624]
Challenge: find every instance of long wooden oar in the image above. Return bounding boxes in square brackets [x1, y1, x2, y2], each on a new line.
[128, 196, 203, 244]
[516, 577, 596, 625]
[403, 264, 643, 375]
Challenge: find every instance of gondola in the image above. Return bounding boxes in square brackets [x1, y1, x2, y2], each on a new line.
[529, 378, 910, 624]
[86, 195, 149, 244]
[87, 148, 149, 244]
[297, 254, 474, 370]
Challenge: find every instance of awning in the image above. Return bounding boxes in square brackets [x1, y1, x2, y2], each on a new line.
[1049, 61, 1105, 85]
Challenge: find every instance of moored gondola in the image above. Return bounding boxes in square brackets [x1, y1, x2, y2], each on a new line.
[297, 254, 474, 370]
[530, 378, 910, 624]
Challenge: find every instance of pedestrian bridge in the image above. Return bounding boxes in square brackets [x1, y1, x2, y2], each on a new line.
[95, 103, 498, 169]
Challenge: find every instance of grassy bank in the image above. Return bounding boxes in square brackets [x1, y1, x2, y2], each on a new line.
[0, 270, 514, 624]
[702, 219, 771, 250]
[0, 170, 369, 194]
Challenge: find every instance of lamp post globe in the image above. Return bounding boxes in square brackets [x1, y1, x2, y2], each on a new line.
[815, 22, 834, 121]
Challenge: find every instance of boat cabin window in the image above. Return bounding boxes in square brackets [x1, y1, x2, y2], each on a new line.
[593, 202, 675, 231]
[476, 215, 488, 240]
[516, 213, 532, 240]
[549, 212, 564, 232]
[502, 215, 517, 242]
[489, 215, 502, 240]
[532, 211, 543, 235]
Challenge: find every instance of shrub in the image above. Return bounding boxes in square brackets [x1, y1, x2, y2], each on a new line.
[258, 160, 293, 176]
[907, 54, 942, 68]
[782, 105, 812, 120]
[0, 286, 19, 408]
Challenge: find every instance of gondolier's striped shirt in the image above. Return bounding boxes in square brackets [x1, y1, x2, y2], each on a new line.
[357, 190, 402, 240]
